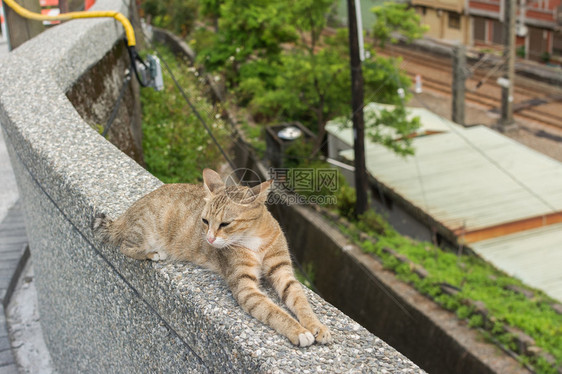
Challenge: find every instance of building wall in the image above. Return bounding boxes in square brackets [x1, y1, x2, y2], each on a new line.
[415, 4, 470, 44]
[419, 7, 444, 39]
[445, 10, 469, 43]
[468, 0, 562, 63]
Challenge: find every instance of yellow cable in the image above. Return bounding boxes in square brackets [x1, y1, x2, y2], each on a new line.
[2, 0, 136, 46]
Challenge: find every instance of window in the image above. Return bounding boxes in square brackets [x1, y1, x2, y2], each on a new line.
[448, 12, 461, 30]
[492, 19, 504, 45]
[473, 17, 486, 42]
[553, 32, 562, 57]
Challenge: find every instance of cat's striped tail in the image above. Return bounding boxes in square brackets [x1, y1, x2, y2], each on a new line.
[92, 212, 114, 244]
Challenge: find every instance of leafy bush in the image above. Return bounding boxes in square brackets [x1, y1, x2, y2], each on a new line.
[140, 45, 231, 183]
[294, 262, 316, 290]
[516, 45, 526, 58]
[338, 218, 562, 373]
[336, 184, 357, 219]
[468, 314, 484, 328]
[371, 2, 429, 47]
[142, 0, 198, 37]
[190, 1, 423, 158]
[356, 210, 388, 235]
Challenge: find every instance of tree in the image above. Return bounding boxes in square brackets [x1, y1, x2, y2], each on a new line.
[371, 2, 429, 47]
[196, 0, 298, 87]
[194, 0, 426, 157]
[142, 0, 198, 37]
[243, 45, 349, 136]
[238, 32, 420, 156]
[287, 0, 335, 56]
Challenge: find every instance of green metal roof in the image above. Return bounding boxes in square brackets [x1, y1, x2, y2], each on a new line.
[327, 110, 562, 234]
[471, 223, 562, 301]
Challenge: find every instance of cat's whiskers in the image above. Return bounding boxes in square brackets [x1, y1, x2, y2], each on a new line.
[222, 240, 235, 250]
[225, 233, 244, 247]
[228, 232, 258, 250]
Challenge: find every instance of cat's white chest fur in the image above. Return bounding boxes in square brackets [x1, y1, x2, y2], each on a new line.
[243, 236, 263, 252]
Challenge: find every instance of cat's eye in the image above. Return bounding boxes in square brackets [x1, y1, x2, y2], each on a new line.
[219, 222, 230, 228]
[202, 218, 209, 225]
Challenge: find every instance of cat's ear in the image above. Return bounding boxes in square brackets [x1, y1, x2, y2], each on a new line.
[248, 179, 273, 204]
[203, 169, 225, 197]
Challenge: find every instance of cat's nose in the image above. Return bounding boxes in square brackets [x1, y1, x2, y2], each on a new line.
[207, 236, 216, 244]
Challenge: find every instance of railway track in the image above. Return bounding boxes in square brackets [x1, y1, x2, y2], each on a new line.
[408, 71, 562, 130]
[380, 46, 547, 97]
[405, 72, 498, 108]
[378, 46, 562, 130]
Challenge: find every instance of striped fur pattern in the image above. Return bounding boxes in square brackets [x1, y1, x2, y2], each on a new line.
[93, 169, 331, 347]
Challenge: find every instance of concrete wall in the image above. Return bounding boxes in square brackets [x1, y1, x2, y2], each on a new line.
[0, 1, 423, 372]
[415, 6, 470, 45]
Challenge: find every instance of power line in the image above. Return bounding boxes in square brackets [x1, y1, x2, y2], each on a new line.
[139, 31, 237, 171]
[473, 55, 506, 89]
[158, 55, 236, 170]
[102, 70, 131, 137]
[468, 52, 491, 74]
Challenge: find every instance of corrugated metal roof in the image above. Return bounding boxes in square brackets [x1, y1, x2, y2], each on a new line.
[338, 102, 457, 139]
[471, 223, 562, 301]
[330, 123, 562, 233]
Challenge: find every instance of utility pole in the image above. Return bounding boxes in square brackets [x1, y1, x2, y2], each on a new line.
[347, 0, 368, 216]
[452, 44, 466, 126]
[499, 0, 517, 131]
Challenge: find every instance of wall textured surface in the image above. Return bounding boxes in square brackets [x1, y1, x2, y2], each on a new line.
[66, 42, 145, 166]
[0, 0, 423, 372]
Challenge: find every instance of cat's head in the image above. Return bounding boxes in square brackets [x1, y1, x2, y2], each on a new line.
[200, 168, 272, 249]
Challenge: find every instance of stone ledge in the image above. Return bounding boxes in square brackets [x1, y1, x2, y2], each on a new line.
[0, 1, 423, 372]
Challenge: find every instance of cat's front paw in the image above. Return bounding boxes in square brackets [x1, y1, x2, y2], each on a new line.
[288, 328, 315, 347]
[307, 323, 332, 344]
[297, 331, 315, 347]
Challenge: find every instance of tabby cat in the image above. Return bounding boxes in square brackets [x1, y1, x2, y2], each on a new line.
[93, 168, 331, 347]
